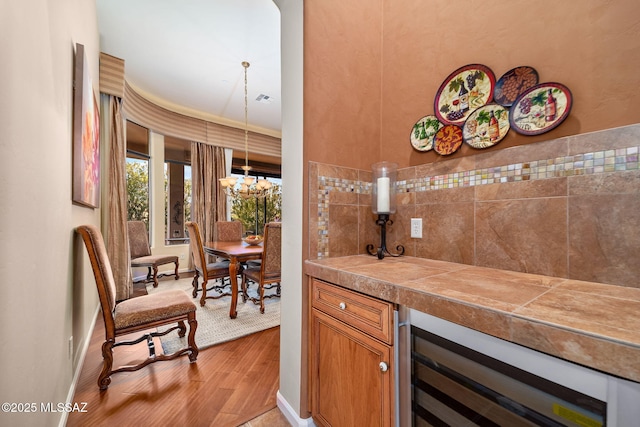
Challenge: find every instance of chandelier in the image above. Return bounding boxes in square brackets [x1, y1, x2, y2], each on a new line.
[219, 61, 274, 200]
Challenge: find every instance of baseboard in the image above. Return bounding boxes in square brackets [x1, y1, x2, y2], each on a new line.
[58, 305, 100, 427]
[277, 391, 316, 427]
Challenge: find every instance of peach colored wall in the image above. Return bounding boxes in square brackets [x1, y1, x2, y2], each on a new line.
[382, 0, 640, 167]
[305, 0, 640, 169]
[304, 0, 383, 171]
[303, 1, 640, 289]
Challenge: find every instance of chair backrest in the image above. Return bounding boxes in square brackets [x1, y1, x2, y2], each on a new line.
[215, 221, 243, 241]
[76, 225, 117, 333]
[185, 222, 207, 273]
[127, 221, 151, 259]
[261, 222, 281, 280]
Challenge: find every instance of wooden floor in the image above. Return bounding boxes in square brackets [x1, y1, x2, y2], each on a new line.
[67, 279, 285, 427]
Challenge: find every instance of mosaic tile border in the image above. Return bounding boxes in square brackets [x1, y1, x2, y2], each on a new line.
[399, 146, 639, 192]
[315, 145, 639, 258]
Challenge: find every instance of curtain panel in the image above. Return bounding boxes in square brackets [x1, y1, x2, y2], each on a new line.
[106, 96, 133, 301]
[190, 143, 227, 268]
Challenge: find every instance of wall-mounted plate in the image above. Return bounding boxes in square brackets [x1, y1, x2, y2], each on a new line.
[433, 124, 463, 155]
[509, 82, 572, 136]
[410, 115, 443, 152]
[493, 66, 539, 107]
[434, 64, 496, 126]
[463, 104, 510, 149]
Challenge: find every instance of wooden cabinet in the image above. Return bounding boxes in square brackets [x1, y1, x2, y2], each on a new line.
[310, 278, 395, 427]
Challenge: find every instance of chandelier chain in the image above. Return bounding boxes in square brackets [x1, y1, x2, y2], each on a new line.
[218, 61, 273, 201]
[243, 61, 249, 172]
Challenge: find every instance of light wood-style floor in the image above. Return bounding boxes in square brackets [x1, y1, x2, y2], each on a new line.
[67, 278, 290, 427]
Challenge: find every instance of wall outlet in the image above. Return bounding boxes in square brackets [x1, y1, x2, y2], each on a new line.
[411, 218, 422, 238]
[180, 253, 186, 260]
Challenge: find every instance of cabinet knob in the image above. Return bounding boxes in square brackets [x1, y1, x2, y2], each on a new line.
[339, 302, 346, 310]
[379, 362, 388, 372]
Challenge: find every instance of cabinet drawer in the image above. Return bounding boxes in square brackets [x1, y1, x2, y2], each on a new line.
[312, 279, 394, 345]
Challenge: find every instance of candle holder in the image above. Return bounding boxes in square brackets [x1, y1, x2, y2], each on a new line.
[366, 214, 405, 259]
[366, 162, 404, 260]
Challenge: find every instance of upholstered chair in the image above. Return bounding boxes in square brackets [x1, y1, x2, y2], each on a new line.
[213, 220, 247, 273]
[241, 222, 281, 313]
[76, 224, 198, 390]
[128, 220, 179, 287]
[216, 219, 259, 273]
[186, 221, 234, 306]
[215, 220, 243, 241]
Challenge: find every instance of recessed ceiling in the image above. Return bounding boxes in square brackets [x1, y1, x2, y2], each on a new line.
[96, 0, 281, 135]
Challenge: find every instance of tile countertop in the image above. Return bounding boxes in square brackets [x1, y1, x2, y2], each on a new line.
[305, 255, 640, 383]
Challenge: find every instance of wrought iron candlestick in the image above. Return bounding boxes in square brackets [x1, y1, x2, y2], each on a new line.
[367, 214, 405, 259]
[366, 161, 404, 260]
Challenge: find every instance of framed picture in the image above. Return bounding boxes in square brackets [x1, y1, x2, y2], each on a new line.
[72, 43, 100, 208]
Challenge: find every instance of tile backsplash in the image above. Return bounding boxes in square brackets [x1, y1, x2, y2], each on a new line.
[308, 123, 640, 288]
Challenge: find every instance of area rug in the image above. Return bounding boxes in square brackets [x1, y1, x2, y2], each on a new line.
[147, 276, 280, 353]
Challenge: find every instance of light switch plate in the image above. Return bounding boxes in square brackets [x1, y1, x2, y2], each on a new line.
[411, 218, 422, 238]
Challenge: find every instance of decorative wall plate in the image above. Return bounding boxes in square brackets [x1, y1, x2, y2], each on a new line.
[410, 115, 444, 152]
[433, 125, 463, 155]
[493, 66, 539, 107]
[463, 104, 510, 149]
[509, 82, 572, 136]
[434, 64, 496, 126]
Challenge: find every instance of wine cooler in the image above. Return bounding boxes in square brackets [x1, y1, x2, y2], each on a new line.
[408, 310, 640, 427]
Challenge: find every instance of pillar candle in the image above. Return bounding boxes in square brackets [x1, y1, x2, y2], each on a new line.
[377, 176, 390, 213]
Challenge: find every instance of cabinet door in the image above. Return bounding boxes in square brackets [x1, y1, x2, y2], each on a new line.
[311, 308, 394, 427]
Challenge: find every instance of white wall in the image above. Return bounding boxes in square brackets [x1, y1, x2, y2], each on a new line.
[275, 0, 306, 421]
[0, 1, 100, 426]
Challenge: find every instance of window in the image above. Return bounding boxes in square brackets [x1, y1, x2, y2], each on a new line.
[229, 154, 282, 236]
[126, 121, 150, 228]
[165, 136, 191, 245]
[230, 172, 282, 236]
[125, 126, 281, 244]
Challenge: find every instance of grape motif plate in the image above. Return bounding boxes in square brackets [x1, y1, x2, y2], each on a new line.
[433, 125, 463, 156]
[410, 115, 443, 152]
[434, 64, 496, 126]
[463, 104, 510, 149]
[493, 66, 539, 107]
[509, 82, 572, 136]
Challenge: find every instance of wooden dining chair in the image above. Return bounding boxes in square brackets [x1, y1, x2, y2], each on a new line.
[241, 222, 281, 313]
[186, 221, 233, 306]
[128, 220, 179, 288]
[76, 224, 198, 390]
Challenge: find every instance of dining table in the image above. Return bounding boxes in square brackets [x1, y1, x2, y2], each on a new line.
[203, 240, 263, 319]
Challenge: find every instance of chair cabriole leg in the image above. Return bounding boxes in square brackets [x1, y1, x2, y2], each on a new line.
[98, 339, 115, 390]
[191, 271, 199, 298]
[177, 320, 186, 337]
[152, 266, 159, 287]
[260, 283, 265, 314]
[200, 279, 207, 307]
[187, 313, 199, 362]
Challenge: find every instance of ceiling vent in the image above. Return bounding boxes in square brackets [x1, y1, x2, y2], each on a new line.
[256, 94, 273, 104]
